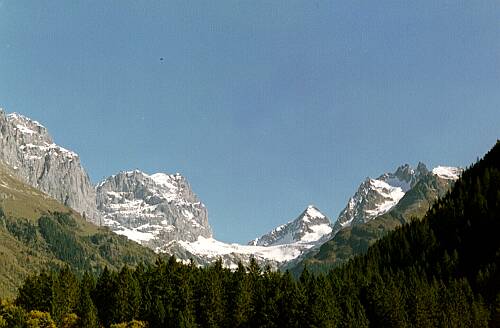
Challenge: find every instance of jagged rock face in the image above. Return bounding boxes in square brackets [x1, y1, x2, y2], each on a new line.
[332, 163, 430, 233]
[249, 205, 332, 246]
[96, 170, 212, 251]
[0, 110, 99, 223]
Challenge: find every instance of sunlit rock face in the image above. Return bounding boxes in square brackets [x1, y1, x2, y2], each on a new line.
[0, 109, 99, 223]
[96, 170, 212, 251]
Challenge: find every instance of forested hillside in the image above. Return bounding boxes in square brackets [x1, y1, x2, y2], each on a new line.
[0, 164, 156, 298]
[5, 141, 500, 327]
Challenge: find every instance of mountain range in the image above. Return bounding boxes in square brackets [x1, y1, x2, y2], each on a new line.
[0, 109, 463, 272]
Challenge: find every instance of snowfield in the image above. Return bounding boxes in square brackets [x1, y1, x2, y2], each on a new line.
[432, 166, 463, 180]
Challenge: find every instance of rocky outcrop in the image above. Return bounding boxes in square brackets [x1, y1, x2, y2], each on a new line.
[0, 109, 99, 223]
[96, 170, 212, 251]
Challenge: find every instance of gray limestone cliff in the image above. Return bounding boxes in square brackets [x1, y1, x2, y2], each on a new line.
[96, 170, 212, 251]
[0, 109, 99, 223]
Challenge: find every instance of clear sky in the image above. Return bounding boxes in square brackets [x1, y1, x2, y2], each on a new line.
[0, 1, 499, 243]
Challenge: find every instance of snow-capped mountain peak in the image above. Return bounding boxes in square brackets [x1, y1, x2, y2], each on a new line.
[6, 112, 78, 159]
[248, 205, 332, 247]
[96, 170, 212, 250]
[7, 112, 47, 135]
[363, 178, 406, 218]
[333, 163, 430, 232]
[303, 204, 325, 221]
[332, 162, 462, 235]
[151, 172, 181, 187]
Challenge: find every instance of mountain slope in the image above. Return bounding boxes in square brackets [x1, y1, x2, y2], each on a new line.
[292, 166, 461, 274]
[0, 163, 156, 298]
[0, 109, 99, 223]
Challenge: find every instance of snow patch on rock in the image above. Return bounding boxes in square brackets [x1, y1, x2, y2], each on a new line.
[432, 166, 462, 180]
[97, 170, 212, 250]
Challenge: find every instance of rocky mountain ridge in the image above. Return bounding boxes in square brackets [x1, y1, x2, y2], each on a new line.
[0, 110, 99, 223]
[290, 164, 463, 274]
[96, 169, 212, 251]
[332, 162, 444, 234]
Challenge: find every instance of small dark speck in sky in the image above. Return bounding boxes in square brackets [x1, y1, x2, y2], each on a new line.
[160, 57, 164, 61]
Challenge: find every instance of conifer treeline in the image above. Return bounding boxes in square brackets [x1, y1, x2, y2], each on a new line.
[2, 255, 495, 328]
[3, 142, 500, 327]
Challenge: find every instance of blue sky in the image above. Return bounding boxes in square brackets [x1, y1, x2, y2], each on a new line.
[0, 1, 499, 243]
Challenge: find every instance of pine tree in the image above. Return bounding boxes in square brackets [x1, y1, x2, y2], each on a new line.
[94, 267, 116, 327]
[16, 271, 53, 313]
[111, 266, 142, 323]
[194, 260, 225, 327]
[51, 267, 79, 325]
[275, 271, 304, 328]
[491, 293, 500, 327]
[149, 296, 166, 327]
[77, 273, 99, 328]
[224, 263, 252, 328]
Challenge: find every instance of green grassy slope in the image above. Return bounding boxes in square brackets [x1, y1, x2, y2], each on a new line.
[0, 163, 156, 298]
